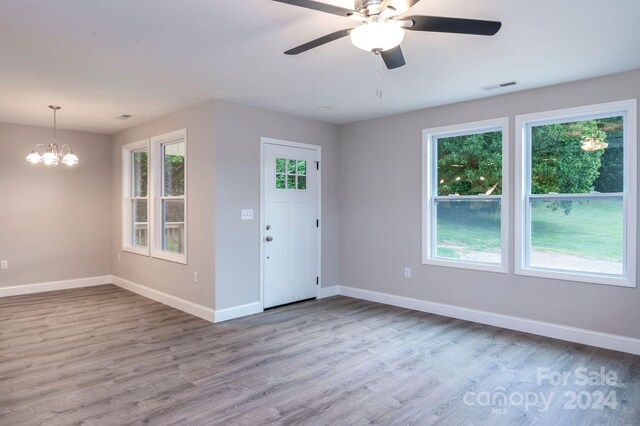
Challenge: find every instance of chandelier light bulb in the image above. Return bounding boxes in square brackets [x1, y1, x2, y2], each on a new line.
[350, 18, 405, 52]
[41, 151, 57, 166]
[26, 151, 41, 164]
[62, 152, 79, 166]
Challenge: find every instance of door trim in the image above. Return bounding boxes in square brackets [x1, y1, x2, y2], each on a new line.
[260, 137, 322, 310]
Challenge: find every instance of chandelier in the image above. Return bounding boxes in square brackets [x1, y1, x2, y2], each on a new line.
[26, 106, 79, 166]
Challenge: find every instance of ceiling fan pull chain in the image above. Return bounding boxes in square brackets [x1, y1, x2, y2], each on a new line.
[375, 50, 383, 99]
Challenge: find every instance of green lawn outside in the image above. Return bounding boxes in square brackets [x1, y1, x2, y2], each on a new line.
[436, 199, 623, 261]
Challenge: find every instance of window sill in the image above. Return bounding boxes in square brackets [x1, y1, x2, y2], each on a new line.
[515, 266, 636, 288]
[122, 246, 150, 257]
[422, 257, 507, 274]
[152, 250, 187, 265]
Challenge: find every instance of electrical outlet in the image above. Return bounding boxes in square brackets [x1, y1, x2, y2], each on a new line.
[117, 253, 121, 262]
[193, 271, 199, 283]
[404, 267, 411, 278]
[0, 260, 7, 270]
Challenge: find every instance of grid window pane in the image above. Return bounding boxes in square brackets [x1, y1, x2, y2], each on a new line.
[529, 198, 623, 275]
[297, 160, 306, 175]
[276, 158, 286, 174]
[287, 175, 296, 189]
[435, 199, 502, 263]
[531, 116, 623, 195]
[297, 176, 307, 190]
[163, 141, 185, 197]
[287, 159, 296, 174]
[162, 199, 185, 254]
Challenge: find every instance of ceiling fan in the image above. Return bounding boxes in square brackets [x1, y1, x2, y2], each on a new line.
[274, 0, 502, 69]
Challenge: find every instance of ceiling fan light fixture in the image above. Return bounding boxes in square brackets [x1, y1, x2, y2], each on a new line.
[350, 18, 405, 52]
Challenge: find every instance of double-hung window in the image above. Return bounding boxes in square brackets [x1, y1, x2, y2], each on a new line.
[151, 129, 187, 264]
[423, 118, 509, 272]
[515, 100, 636, 286]
[122, 140, 149, 255]
[122, 129, 187, 264]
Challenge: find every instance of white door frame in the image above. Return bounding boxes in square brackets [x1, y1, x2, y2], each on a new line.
[260, 137, 322, 310]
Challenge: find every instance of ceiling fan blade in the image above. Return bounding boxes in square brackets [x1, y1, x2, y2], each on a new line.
[272, 0, 355, 17]
[381, 46, 406, 69]
[284, 28, 354, 55]
[404, 15, 502, 36]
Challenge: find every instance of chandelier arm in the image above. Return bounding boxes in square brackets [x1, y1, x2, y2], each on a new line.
[60, 144, 71, 155]
[32, 143, 46, 154]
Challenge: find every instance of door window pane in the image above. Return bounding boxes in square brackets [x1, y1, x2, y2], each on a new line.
[297, 160, 306, 175]
[287, 159, 296, 174]
[163, 141, 185, 196]
[276, 158, 308, 191]
[297, 176, 306, 190]
[162, 199, 185, 254]
[287, 175, 296, 189]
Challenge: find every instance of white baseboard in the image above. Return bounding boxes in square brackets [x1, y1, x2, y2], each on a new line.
[111, 275, 215, 322]
[214, 302, 263, 323]
[318, 285, 339, 299]
[0, 275, 111, 297]
[5, 275, 637, 355]
[338, 285, 640, 356]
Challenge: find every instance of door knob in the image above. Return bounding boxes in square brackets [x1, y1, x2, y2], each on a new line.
[265, 236, 273, 242]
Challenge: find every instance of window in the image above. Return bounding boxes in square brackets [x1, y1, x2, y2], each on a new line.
[515, 100, 636, 286]
[422, 118, 509, 272]
[276, 158, 307, 190]
[151, 129, 187, 264]
[122, 140, 149, 255]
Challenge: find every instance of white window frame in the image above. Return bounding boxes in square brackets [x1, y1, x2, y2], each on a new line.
[150, 129, 188, 264]
[422, 117, 509, 273]
[122, 139, 150, 256]
[515, 99, 637, 287]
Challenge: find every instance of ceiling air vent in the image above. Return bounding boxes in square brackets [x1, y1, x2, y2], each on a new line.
[116, 114, 133, 120]
[481, 81, 518, 91]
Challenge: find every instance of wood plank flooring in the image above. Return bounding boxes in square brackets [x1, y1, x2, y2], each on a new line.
[1, 285, 639, 425]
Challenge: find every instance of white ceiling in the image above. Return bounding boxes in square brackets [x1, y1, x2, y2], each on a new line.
[1, 0, 639, 134]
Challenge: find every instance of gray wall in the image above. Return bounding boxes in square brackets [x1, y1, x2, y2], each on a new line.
[214, 100, 339, 310]
[338, 69, 640, 339]
[0, 123, 112, 286]
[111, 101, 216, 308]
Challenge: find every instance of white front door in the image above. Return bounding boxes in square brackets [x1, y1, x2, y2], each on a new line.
[263, 140, 319, 309]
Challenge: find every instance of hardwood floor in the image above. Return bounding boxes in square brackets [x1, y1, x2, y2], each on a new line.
[1, 285, 638, 425]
